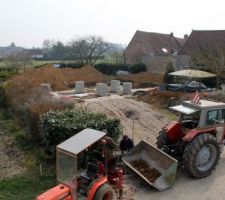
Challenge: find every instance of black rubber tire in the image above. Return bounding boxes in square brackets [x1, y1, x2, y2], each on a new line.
[156, 129, 169, 149]
[183, 133, 220, 178]
[94, 183, 115, 200]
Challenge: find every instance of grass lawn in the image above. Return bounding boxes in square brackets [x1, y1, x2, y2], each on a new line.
[0, 110, 56, 200]
[0, 60, 77, 69]
[0, 168, 56, 200]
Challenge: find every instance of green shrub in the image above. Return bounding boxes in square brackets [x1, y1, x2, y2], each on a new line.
[130, 63, 147, 74]
[0, 85, 8, 107]
[40, 109, 122, 153]
[17, 94, 74, 142]
[0, 69, 18, 80]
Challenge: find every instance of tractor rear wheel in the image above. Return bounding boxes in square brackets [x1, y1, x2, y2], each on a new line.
[94, 183, 115, 200]
[183, 133, 220, 178]
[156, 129, 169, 149]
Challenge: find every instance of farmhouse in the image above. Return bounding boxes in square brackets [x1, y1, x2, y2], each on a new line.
[178, 30, 225, 73]
[125, 30, 225, 75]
[124, 30, 186, 74]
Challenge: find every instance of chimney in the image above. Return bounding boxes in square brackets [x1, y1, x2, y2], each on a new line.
[184, 34, 188, 40]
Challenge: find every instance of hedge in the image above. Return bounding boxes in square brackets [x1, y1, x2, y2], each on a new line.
[40, 109, 122, 153]
[130, 63, 147, 74]
[94, 63, 146, 75]
[94, 63, 130, 75]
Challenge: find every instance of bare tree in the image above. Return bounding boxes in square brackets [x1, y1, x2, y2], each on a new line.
[68, 35, 110, 65]
[191, 47, 225, 88]
[3, 51, 32, 72]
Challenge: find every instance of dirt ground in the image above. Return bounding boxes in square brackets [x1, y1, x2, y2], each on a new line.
[84, 95, 168, 144]
[0, 127, 24, 180]
[83, 95, 225, 200]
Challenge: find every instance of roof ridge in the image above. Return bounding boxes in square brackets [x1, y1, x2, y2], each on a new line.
[192, 29, 225, 32]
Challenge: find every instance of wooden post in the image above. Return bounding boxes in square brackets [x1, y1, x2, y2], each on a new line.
[40, 164, 43, 176]
[132, 119, 135, 143]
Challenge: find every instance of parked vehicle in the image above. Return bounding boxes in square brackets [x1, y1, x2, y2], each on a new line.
[167, 81, 207, 92]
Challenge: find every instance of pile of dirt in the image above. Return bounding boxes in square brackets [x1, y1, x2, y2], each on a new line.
[7, 64, 107, 91]
[137, 89, 190, 107]
[60, 65, 108, 88]
[118, 72, 163, 88]
[130, 159, 161, 182]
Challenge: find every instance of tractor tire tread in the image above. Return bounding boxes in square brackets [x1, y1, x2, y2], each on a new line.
[183, 133, 220, 179]
[156, 129, 168, 149]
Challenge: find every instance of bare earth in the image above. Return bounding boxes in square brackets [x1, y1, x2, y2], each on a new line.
[83, 95, 225, 200]
[84, 95, 168, 144]
[0, 126, 24, 180]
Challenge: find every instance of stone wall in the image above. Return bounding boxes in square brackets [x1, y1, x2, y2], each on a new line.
[141, 55, 191, 74]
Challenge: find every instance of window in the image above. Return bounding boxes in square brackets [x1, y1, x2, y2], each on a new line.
[206, 109, 225, 126]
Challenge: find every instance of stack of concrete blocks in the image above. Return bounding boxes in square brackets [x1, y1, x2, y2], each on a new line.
[123, 82, 132, 95]
[96, 83, 108, 96]
[40, 83, 52, 94]
[75, 81, 84, 93]
[111, 80, 121, 93]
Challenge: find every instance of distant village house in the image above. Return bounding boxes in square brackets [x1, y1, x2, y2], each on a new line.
[125, 30, 225, 75]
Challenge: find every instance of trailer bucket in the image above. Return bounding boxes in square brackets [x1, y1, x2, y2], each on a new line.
[122, 140, 178, 191]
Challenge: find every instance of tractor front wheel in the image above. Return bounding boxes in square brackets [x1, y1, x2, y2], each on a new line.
[94, 183, 115, 200]
[183, 133, 220, 178]
[156, 129, 169, 150]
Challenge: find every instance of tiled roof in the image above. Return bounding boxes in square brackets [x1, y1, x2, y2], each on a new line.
[179, 30, 225, 55]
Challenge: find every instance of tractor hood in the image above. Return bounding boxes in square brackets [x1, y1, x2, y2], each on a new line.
[170, 104, 199, 115]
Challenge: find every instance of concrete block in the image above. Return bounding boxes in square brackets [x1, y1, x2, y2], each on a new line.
[40, 83, 52, 93]
[75, 81, 84, 93]
[123, 82, 132, 95]
[96, 83, 108, 96]
[111, 80, 121, 93]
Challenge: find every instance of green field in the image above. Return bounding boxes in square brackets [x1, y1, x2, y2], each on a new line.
[0, 60, 77, 69]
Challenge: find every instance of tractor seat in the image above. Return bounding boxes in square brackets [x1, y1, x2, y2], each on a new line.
[80, 163, 98, 180]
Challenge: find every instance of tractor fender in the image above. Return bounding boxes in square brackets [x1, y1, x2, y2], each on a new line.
[183, 128, 216, 142]
[164, 121, 182, 142]
[87, 176, 108, 200]
[36, 184, 71, 200]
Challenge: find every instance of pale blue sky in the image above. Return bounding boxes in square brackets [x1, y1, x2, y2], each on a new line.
[0, 0, 224, 48]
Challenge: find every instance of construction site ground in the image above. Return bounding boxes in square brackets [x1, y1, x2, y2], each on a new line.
[82, 94, 225, 200]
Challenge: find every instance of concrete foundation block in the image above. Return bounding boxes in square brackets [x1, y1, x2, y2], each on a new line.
[75, 81, 85, 93]
[123, 82, 132, 95]
[40, 83, 52, 93]
[111, 80, 121, 93]
[96, 83, 108, 96]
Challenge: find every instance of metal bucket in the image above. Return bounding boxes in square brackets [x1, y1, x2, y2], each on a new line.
[122, 140, 178, 191]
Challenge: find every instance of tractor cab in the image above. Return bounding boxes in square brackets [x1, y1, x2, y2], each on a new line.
[37, 128, 120, 200]
[171, 100, 225, 130]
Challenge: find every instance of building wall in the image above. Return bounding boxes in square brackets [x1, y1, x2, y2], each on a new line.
[141, 55, 191, 74]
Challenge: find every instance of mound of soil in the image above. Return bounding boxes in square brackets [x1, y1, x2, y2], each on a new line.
[137, 89, 190, 107]
[8, 64, 107, 91]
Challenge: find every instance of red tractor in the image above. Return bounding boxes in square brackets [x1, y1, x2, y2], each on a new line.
[156, 99, 225, 178]
[36, 129, 123, 200]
